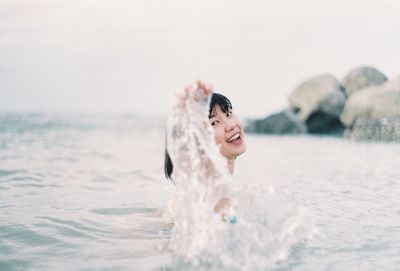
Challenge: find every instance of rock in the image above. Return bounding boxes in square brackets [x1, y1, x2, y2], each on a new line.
[341, 66, 387, 96]
[340, 76, 400, 141]
[245, 109, 307, 134]
[305, 111, 345, 135]
[340, 76, 400, 127]
[345, 118, 400, 141]
[288, 74, 346, 121]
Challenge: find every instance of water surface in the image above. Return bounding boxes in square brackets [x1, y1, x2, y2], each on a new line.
[0, 113, 399, 270]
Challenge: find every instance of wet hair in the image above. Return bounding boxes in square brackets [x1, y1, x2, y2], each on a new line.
[164, 93, 233, 181]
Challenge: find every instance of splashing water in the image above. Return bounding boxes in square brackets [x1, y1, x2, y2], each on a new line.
[165, 89, 313, 270]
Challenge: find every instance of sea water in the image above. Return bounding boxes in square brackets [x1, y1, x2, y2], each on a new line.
[0, 113, 399, 270]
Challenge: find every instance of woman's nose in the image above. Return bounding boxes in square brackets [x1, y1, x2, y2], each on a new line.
[225, 119, 236, 132]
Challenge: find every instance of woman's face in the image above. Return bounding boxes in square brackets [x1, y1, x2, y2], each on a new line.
[209, 105, 246, 160]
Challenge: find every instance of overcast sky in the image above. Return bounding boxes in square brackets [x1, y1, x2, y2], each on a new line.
[1, 0, 399, 117]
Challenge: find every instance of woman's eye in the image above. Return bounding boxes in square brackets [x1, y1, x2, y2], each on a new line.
[211, 121, 219, 126]
[226, 111, 232, 117]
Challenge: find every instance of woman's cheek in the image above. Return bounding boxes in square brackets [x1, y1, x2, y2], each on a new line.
[213, 127, 225, 146]
[235, 116, 243, 129]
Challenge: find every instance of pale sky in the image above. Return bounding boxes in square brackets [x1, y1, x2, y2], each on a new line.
[1, 0, 399, 117]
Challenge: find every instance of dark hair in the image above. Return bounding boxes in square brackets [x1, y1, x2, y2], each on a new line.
[164, 93, 233, 181]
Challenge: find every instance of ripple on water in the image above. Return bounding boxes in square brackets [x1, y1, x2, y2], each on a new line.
[89, 206, 155, 216]
[0, 225, 61, 247]
[91, 176, 115, 183]
[0, 169, 27, 177]
[0, 259, 31, 271]
[80, 185, 112, 191]
[7, 176, 41, 182]
[0, 170, 64, 191]
[34, 216, 114, 241]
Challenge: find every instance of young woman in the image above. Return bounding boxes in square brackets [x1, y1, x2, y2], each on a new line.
[164, 81, 246, 215]
[164, 82, 307, 268]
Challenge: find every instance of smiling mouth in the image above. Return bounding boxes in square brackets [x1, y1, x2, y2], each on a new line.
[226, 132, 241, 143]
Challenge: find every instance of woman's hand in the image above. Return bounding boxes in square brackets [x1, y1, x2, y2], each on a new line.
[174, 80, 213, 107]
[214, 197, 230, 213]
[191, 80, 213, 97]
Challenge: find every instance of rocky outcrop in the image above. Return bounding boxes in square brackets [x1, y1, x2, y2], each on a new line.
[245, 109, 306, 135]
[288, 74, 346, 121]
[287, 74, 346, 134]
[341, 66, 388, 96]
[345, 118, 400, 141]
[340, 76, 400, 126]
[246, 65, 399, 141]
[305, 111, 345, 135]
[340, 76, 400, 140]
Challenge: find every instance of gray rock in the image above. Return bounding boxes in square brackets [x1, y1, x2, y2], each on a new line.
[340, 76, 400, 127]
[245, 109, 307, 134]
[288, 74, 346, 121]
[341, 66, 387, 96]
[345, 118, 400, 141]
[305, 111, 345, 135]
[340, 76, 400, 141]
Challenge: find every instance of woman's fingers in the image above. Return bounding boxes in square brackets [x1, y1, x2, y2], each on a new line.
[196, 80, 213, 96]
[174, 81, 213, 107]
